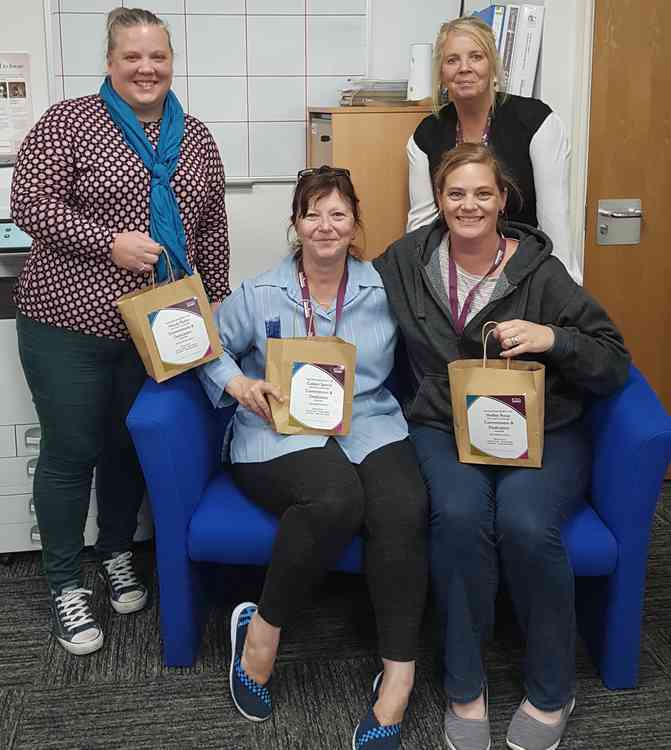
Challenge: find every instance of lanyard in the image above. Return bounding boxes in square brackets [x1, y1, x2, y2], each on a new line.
[448, 234, 506, 335]
[297, 255, 349, 337]
[455, 110, 492, 146]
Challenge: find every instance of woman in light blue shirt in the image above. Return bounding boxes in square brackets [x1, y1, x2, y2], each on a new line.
[199, 167, 428, 750]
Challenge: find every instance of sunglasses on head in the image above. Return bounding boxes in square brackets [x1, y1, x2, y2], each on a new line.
[297, 166, 351, 181]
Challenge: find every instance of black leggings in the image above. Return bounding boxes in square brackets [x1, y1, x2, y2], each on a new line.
[231, 438, 429, 662]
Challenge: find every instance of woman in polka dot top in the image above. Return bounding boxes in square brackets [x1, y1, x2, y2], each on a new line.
[10, 7, 230, 656]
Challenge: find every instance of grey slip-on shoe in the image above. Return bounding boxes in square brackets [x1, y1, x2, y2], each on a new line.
[444, 688, 491, 750]
[506, 697, 576, 750]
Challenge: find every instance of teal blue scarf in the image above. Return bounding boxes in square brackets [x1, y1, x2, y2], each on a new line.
[100, 76, 191, 281]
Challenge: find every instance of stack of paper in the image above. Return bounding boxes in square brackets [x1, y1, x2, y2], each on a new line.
[340, 79, 411, 107]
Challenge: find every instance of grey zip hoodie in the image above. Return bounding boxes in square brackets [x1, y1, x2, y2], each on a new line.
[374, 219, 631, 433]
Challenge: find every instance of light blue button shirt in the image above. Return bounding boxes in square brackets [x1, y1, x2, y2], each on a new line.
[198, 253, 408, 464]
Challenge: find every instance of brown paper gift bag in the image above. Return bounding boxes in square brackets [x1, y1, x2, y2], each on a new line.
[116, 253, 223, 383]
[265, 336, 356, 436]
[448, 322, 545, 468]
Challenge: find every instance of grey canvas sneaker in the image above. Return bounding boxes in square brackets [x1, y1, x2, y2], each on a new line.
[444, 687, 491, 750]
[506, 697, 576, 750]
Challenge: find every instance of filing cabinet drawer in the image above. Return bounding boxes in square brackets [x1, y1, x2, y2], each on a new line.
[0, 490, 97, 526]
[0, 425, 16, 457]
[0, 495, 153, 552]
[0, 457, 96, 495]
[0, 456, 39, 495]
[0, 493, 33, 524]
[15, 423, 41, 456]
[0, 517, 100, 554]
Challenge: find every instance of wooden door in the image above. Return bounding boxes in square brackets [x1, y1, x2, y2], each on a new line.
[584, 0, 671, 412]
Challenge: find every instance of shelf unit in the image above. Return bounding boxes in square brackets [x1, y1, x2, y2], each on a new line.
[308, 105, 432, 260]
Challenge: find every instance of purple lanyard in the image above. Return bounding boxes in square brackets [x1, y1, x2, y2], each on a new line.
[297, 256, 348, 337]
[448, 235, 506, 335]
[455, 111, 492, 146]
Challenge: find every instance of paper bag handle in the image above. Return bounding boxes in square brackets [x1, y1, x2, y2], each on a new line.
[482, 320, 510, 370]
[149, 247, 176, 286]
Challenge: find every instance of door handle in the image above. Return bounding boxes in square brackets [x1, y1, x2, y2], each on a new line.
[598, 208, 643, 219]
[597, 199, 642, 245]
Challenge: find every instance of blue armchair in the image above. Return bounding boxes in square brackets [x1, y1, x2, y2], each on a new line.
[127, 365, 671, 689]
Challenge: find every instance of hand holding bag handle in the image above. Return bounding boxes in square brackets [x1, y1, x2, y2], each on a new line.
[482, 320, 511, 370]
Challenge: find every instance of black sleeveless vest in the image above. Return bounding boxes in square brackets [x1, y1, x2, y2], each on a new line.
[412, 94, 552, 227]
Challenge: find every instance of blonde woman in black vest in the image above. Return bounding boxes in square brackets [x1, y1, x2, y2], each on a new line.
[407, 16, 580, 284]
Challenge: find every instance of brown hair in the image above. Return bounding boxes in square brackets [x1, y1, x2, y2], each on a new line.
[106, 7, 173, 60]
[431, 16, 504, 114]
[433, 143, 522, 232]
[289, 167, 364, 257]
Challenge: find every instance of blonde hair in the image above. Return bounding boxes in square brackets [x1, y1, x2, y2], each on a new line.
[106, 7, 173, 60]
[431, 16, 504, 115]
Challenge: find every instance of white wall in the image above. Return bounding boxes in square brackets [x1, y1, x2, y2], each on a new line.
[2, 0, 589, 288]
[368, 0, 460, 80]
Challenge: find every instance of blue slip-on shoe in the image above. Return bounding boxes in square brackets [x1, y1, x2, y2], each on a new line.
[229, 601, 272, 722]
[352, 671, 403, 750]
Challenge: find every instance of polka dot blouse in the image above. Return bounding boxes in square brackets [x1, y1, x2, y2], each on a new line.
[10, 95, 231, 340]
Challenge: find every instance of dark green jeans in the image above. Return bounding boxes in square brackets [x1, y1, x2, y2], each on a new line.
[16, 312, 147, 594]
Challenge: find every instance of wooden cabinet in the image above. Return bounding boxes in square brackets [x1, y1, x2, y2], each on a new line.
[307, 106, 432, 260]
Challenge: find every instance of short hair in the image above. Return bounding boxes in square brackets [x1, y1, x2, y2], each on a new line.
[289, 167, 364, 258]
[431, 16, 504, 114]
[106, 7, 173, 60]
[433, 143, 522, 231]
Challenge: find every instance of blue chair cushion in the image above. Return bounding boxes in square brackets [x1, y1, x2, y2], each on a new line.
[189, 468, 364, 573]
[563, 503, 618, 576]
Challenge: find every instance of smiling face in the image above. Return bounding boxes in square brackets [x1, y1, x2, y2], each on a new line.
[439, 162, 506, 242]
[295, 190, 356, 266]
[107, 24, 173, 121]
[440, 32, 492, 104]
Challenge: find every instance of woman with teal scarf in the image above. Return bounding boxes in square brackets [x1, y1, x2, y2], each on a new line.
[11, 7, 230, 655]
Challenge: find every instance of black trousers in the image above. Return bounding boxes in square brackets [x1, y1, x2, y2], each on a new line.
[16, 312, 147, 594]
[231, 438, 429, 662]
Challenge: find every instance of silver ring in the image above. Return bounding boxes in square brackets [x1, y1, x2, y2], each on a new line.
[511, 336, 520, 346]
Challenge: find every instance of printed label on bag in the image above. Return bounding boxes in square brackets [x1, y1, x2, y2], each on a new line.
[148, 297, 211, 365]
[289, 362, 345, 431]
[466, 394, 529, 459]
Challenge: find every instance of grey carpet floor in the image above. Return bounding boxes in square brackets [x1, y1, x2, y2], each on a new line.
[1, 483, 670, 750]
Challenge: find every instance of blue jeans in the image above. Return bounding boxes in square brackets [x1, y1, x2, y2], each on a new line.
[410, 422, 591, 711]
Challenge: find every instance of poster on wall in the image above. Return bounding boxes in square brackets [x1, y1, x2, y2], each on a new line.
[0, 53, 33, 167]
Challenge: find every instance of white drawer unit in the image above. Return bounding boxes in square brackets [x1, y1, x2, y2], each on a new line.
[0, 319, 153, 556]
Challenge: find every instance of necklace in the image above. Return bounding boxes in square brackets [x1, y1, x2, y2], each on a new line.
[455, 110, 492, 146]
